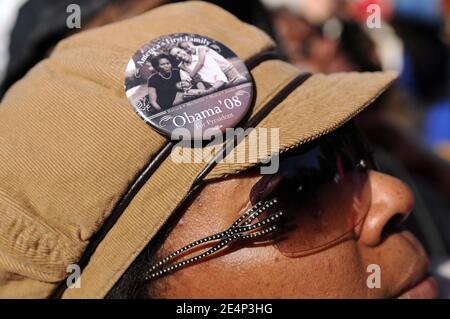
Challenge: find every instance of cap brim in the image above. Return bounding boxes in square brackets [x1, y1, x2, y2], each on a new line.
[206, 70, 398, 180]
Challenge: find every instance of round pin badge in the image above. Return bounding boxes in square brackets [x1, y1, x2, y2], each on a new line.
[124, 33, 254, 140]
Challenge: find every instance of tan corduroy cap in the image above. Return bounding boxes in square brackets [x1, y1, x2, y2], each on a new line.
[0, 1, 397, 298]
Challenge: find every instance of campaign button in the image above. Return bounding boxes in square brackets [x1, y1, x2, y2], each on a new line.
[125, 33, 254, 140]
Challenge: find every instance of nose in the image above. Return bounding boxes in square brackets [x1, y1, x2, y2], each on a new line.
[359, 171, 415, 246]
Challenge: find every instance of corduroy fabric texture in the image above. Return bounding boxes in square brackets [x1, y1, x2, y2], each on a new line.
[0, 1, 397, 298]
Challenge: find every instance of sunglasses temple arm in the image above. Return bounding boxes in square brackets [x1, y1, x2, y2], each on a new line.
[150, 200, 272, 268]
[144, 236, 232, 280]
[144, 198, 280, 281]
[145, 229, 229, 273]
[238, 211, 284, 231]
[144, 217, 282, 281]
[242, 199, 278, 226]
[143, 215, 250, 280]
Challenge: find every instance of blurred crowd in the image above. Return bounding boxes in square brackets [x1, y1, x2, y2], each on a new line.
[262, 2, 450, 292]
[0, 0, 450, 297]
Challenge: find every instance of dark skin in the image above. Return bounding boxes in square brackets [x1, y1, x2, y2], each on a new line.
[147, 170, 437, 298]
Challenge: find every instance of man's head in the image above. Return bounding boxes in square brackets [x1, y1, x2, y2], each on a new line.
[170, 47, 192, 63]
[110, 123, 436, 299]
[150, 54, 173, 74]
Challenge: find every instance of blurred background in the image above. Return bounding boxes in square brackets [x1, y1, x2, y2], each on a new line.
[1, 0, 450, 298]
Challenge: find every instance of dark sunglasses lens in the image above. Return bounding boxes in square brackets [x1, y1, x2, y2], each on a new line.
[251, 127, 372, 256]
[275, 164, 370, 256]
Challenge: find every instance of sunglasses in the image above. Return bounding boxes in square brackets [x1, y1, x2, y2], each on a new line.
[143, 123, 373, 281]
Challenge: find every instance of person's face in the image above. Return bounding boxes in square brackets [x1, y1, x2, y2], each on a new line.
[176, 80, 191, 91]
[157, 58, 172, 74]
[150, 142, 437, 298]
[272, 10, 357, 73]
[170, 47, 191, 63]
[179, 42, 195, 54]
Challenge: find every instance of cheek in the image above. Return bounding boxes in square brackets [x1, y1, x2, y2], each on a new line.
[266, 242, 369, 298]
[358, 230, 428, 298]
[178, 240, 372, 298]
